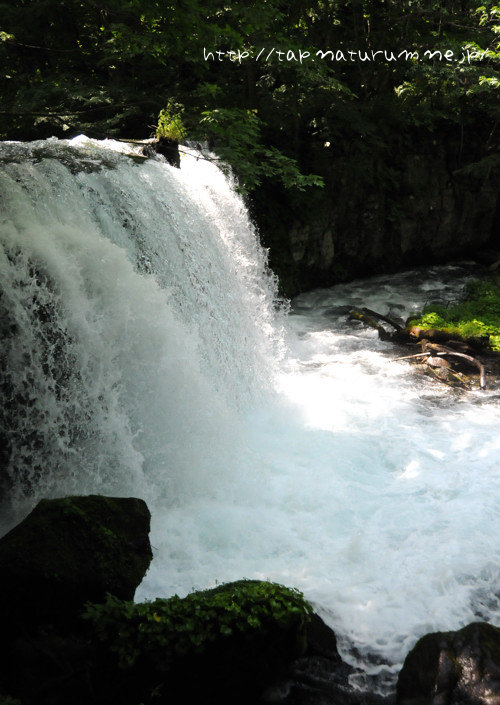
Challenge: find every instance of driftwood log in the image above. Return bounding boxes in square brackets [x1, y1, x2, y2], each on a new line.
[349, 308, 490, 390]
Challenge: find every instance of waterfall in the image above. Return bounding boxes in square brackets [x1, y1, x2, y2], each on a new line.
[2, 136, 500, 694]
[0, 136, 283, 510]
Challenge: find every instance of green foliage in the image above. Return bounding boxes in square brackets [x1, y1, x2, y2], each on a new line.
[407, 276, 500, 350]
[198, 108, 323, 191]
[156, 102, 186, 142]
[83, 580, 313, 670]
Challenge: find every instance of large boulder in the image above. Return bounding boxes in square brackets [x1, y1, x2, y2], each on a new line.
[397, 622, 500, 705]
[0, 495, 152, 632]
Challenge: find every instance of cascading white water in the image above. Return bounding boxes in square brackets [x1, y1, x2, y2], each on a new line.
[1, 136, 499, 694]
[0, 136, 283, 509]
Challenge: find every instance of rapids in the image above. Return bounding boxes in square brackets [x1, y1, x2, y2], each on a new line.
[1, 136, 499, 693]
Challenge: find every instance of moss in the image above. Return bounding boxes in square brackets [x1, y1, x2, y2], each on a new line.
[407, 275, 500, 350]
[84, 580, 313, 703]
[85, 580, 312, 668]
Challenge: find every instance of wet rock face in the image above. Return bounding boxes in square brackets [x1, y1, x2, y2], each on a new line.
[0, 495, 153, 632]
[396, 622, 500, 705]
[261, 614, 391, 705]
[295, 158, 497, 287]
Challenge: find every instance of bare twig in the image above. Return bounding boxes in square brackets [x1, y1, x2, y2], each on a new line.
[394, 352, 429, 361]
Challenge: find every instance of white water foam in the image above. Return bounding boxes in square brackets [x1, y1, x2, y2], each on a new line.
[1, 137, 499, 693]
[0, 136, 281, 509]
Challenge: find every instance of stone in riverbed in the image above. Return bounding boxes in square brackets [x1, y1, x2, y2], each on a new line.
[396, 622, 500, 705]
[0, 494, 153, 632]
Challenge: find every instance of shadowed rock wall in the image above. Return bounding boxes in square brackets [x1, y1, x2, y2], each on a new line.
[253, 139, 499, 297]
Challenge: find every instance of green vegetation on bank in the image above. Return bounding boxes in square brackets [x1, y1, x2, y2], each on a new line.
[407, 276, 500, 350]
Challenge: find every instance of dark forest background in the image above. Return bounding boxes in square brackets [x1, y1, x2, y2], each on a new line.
[1, 0, 499, 294]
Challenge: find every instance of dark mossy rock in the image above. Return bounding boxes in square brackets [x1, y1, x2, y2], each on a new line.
[155, 137, 180, 167]
[0, 495, 152, 633]
[397, 622, 500, 705]
[84, 579, 313, 705]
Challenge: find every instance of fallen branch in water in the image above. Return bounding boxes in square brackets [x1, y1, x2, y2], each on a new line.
[351, 307, 489, 390]
[360, 307, 404, 332]
[349, 310, 392, 340]
[421, 341, 486, 389]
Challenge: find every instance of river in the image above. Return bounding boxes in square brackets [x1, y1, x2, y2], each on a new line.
[1, 136, 499, 693]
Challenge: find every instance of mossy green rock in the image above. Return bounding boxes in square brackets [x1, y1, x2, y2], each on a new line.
[0, 495, 152, 632]
[85, 579, 313, 704]
[397, 622, 500, 705]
